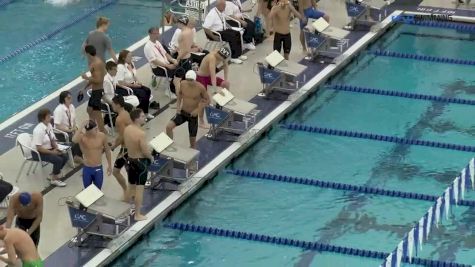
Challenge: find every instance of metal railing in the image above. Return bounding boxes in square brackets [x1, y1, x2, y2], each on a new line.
[161, 0, 211, 32]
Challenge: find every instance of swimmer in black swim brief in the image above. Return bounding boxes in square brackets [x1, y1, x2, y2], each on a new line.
[88, 89, 104, 111]
[172, 111, 198, 138]
[127, 158, 151, 185]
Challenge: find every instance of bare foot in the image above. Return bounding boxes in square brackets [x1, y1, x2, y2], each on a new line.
[135, 214, 147, 221]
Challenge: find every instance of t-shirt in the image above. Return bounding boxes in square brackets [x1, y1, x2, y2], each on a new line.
[32, 123, 56, 150]
[53, 104, 76, 129]
[203, 7, 227, 32]
[103, 73, 117, 102]
[224, 1, 242, 17]
[85, 30, 112, 61]
[144, 40, 170, 69]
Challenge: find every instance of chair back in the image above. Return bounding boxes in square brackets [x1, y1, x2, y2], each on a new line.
[304, 31, 326, 49]
[257, 64, 281, 85]
[16, 133, 33, 160]
[346, 2, 367, 17]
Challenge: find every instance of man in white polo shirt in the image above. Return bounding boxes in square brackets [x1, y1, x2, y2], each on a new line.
[203, 0, 247, 64]
[144, 26, 180, 98]
[224, 0, 256, 50]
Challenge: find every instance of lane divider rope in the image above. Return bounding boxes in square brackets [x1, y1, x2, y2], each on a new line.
[164, 222, 471, 267]
[225, 169, 475, 207]
[330, 84, 475, 106]
[0, 0, 14, 8]
[369, 50, 475, 66]
[279, 123, 475, 153]
[395, 19, 475, 34]
[0, 0, 118, 64]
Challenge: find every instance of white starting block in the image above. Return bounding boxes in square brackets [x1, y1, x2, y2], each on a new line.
[344, 0, 392, 30]
[67, 184, 131, 247]
[257, 51, 307, 97]
[304, 18, 350, 63]
[150, 133, 199, 178]
[205, 89, 259, 141]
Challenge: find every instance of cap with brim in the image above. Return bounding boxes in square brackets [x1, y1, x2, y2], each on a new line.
[19, 192, 31, 206]
[185, 70, 197, 80]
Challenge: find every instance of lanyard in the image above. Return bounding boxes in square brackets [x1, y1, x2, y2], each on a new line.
[65, 107, 72, 128]
[215, 8, 226, 30]
[45, 128, 54, 148]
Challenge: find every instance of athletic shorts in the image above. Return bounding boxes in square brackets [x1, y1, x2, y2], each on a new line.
[88, 89, 104, 111]
[172, 111, 198, 137]
[83, 165, 104, 189]
[196, 75, 225, 90]
[16, 217, 40, 247]
[300, 7, 326, 29]
[114, 147, 128, 169]
[273, 33, 292, 54]
[127, 158, 151, 185]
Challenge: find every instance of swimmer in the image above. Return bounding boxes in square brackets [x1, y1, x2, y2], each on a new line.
[297, 0, 329, 52]
[269, 0, 303, 59]
[111, 95, 132, 200]
[123, 109, 154, 221]
[166, 70, 210, 149]
[0, 226, 43, 267]
[73, 120, 112, 189]
[5, 192, 43, 247]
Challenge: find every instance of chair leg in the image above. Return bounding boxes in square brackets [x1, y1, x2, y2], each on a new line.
[68, 150, 75, 168]
[16, 161, 28, 183]
[27, 161, 36, 175]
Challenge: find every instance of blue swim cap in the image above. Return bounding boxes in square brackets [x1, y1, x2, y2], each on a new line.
[19, 192, 31, 206]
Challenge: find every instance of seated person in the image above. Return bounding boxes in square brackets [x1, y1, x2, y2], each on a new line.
[103, 61, 139, 108]
[32, 109, 68, 187]
[144, 26, 181, 98]
[224, 0, 256, 50]
[203, 0, 247, 64]
[116, 50, 154, 120]
[166, 70, 210, 149]
[53, 91, 83, 164]
[169, 16, 208, 65]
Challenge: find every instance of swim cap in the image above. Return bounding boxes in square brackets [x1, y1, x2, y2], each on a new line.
[85, 120, 97, 131]
[185, 70, 197, 81]
[178, 16, 189, 25]
[218, 47, 231, 59]
[19, 192, 31, 206]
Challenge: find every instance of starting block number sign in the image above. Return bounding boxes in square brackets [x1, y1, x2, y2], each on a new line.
[185, 0, 208, 20]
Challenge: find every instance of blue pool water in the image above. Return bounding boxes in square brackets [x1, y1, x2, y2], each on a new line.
[0, 0, 162, 121]
[112, 24, 475, 266]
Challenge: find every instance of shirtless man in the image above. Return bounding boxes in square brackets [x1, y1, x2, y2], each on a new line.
[269, 0, 304, 59]
[166, 70, 210, 149]
[123, 109, 153, 221]
[175, 16, 194, 76]
[297, 0, 329, 51]
[0, 226, 43, 267]
[80, 45, 107, 133]
[196, 47, 231, 125]
[73, 120, 112, 189]
[6, 192, 43, 247]
[111, 95, 132, 200]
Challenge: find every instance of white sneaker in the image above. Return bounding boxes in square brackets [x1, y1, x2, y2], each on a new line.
[50, 180, 66, 187]
[230, 58, 243, 64]
[146, 114, 154, 120]
[244, 43, 256, 50]
[239, 55, 248, 61]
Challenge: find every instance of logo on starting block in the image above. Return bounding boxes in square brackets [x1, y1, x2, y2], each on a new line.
[261, 68, 280, 84]
[68, 206, 96, 229]
[346, 2, 365, 17]
[205, 107, 228, 125]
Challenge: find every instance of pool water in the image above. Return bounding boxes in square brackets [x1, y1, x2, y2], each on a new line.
[0, 0, 163, 122]
[112, 24, 475, 266]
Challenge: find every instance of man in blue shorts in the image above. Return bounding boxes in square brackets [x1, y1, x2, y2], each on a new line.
[73, 120, 112, 189]
[297, 0, 330, 52]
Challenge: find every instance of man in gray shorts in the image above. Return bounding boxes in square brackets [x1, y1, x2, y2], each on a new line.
[83, 17, 117, 63]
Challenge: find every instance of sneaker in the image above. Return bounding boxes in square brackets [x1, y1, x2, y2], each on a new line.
[230, 58, 243, 64]
[239, 55, 248, 61]
[50, 180, 67, 187]
[146, 114, 155, 120]
[244, 43, 256, 50]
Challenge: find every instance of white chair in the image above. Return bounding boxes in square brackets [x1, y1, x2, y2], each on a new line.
[15, 133, 49, 184]
[87, 89, 116, 136]
[150, 65, 174, 99]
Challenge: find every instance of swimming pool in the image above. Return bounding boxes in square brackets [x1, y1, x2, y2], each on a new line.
[111, 23, 475, 266]
[0, 0, 163, 122]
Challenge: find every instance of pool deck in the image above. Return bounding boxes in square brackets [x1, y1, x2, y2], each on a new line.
[0, 0, 473, 266]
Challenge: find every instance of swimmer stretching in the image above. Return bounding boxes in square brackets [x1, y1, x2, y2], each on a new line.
[0, 225, 43, 267]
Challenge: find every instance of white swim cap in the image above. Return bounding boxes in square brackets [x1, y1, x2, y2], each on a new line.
[185, 70, 197, 80]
